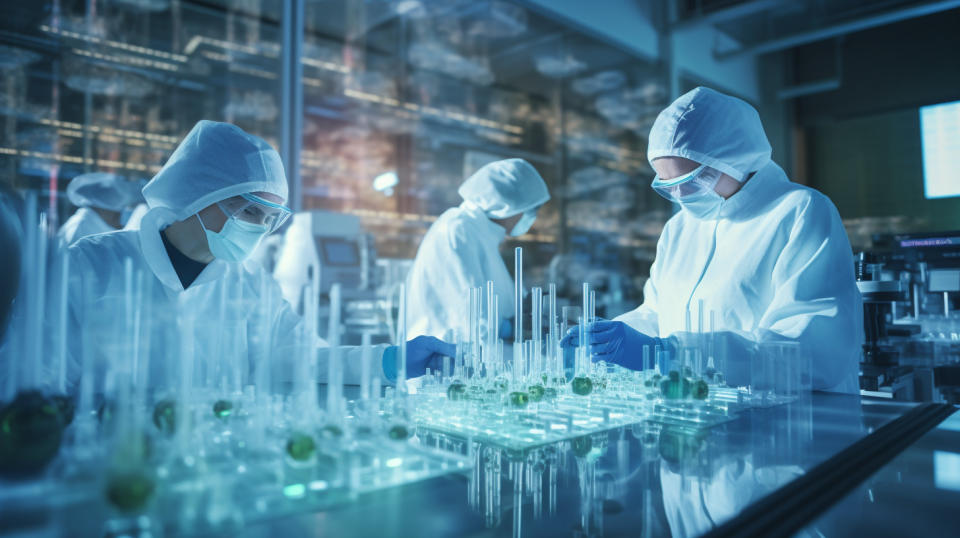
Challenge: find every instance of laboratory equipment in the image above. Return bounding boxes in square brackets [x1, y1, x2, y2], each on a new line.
[274, 211, 377, 304]
[856, 231, 960, 402]
[394, 247, 814, 464]
[0, 210, 471, 535]
[273, 210, 383, 343]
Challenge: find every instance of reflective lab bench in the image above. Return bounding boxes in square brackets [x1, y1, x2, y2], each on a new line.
[237, 393, 955, 538]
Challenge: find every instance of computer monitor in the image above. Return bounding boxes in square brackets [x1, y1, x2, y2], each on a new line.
[920, 100, 960, 199]
[319, 237, 360, 267]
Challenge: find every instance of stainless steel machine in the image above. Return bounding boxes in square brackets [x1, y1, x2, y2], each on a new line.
[273, 210, 389, 345]
[856, 231, 960, 402]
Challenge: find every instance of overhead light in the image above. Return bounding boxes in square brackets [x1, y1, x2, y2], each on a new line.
[373, 171, 398, 196]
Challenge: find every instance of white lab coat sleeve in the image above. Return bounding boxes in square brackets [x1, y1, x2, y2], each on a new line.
[753, 192, 862, 392]
[614, 223, 669, 336]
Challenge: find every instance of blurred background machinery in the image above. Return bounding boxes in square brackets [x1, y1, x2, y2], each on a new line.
[857, 231, 960, 403]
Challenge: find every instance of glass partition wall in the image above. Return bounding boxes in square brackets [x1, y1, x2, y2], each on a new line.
[0, 0, 671, 309]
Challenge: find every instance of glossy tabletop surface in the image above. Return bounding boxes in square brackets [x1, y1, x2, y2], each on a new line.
[240, 394, 921, 538]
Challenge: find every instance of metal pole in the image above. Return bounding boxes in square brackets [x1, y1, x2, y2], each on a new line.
[281, 0, 304, 211]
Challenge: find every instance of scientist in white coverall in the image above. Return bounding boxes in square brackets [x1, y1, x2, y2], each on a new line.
[62, 120, 453, 392]
[563, 87, 861, 393]
[57, 172, 145, 246]
[405, 158, 550, 341]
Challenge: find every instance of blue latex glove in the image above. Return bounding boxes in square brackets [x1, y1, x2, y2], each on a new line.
[559, 319, 661, 371]
[383, 335, 457, 383]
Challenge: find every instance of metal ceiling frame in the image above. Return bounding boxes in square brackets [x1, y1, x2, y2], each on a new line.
[712, 0, 960, 60]
[672, 0, 792, 30]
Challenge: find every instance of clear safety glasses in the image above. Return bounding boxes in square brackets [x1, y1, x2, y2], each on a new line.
[216, 192, 292, 233]
[650, 164, 723, 203]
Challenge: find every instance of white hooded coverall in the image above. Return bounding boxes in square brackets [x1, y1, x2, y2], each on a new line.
[617, 87, 862, 394]
[405, 158, 550, 340]
[57, 172, 145, 246]
[63, 121, 390, 394]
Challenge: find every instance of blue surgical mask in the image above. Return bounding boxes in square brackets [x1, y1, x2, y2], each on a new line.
[677, 187, 724, 220]
[510, 210, 537, 236]
[199, 214, 269, 262]
[651, 164, 725, 220]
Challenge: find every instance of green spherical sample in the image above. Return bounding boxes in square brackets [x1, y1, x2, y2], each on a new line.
[527, 384, 545, 402]
[286, 431, 316, 461]
[388, 424, 410, 441]
[212, 400, 233, 419]
[446, 382, 467, 401]
[509, 391, 529, 408]
[692, 380, 709, 400]
[105, 471, 155, 513]
[152, 399, 176, 436]
[660, 376, 692, 400]
[668, 370, 680, 382]
[571, 435, 592, 458]
[659, 428, 707, 466]
[0, 391, 64, 479]
[571, 376, 593, 396]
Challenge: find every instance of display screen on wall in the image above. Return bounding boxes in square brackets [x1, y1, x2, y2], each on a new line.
[920, 100, 960, 199]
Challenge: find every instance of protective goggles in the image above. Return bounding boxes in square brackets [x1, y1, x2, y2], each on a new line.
[650, 164, 723, 203]
[216, 192, 291, 233]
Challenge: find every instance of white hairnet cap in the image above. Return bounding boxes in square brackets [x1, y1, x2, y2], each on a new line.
[647, 87, 772, 181]
[143, 120, 288, 221]
[66, 172, 145, 211]
[457, 158, 550, 218]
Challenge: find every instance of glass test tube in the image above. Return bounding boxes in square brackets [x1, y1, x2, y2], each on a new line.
[360, 332, 372, 401]
[589, 290, 596, 325]
[327, 284, 343, 423]
[474, 287, 482, 377]
[532, 287, 542, 378]
[515, 247, 523, 347]
[548, 284, 557, 369]
[27, 210, 48, 389]
[468, 286, 478, 375]
[486, 280, 495, 375]
[397, 283, 407, 393]
[493, 295, 500, 378]
[55, 250, 69, 394]
[697, 299, 705, 376]
[581, 283, 590, 367]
